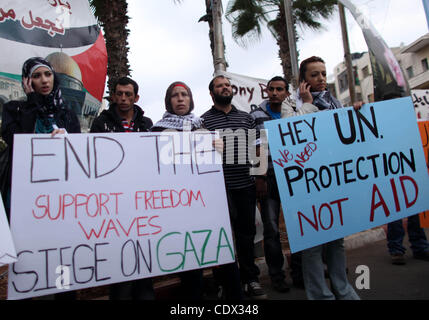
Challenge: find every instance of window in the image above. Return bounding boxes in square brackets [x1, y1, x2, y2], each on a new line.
[362, 66, 370, 78]
[422, 58, 429, 72]
[338, 71, 349, 93]
[406, 66, 414, 78]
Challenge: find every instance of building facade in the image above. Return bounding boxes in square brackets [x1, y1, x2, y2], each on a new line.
[332, 33, 429, 106]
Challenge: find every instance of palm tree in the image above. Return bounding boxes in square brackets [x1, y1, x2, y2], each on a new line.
[89, 0, 131, 94]
[226, 0, 337, 82]
[176, 0, 228, 71]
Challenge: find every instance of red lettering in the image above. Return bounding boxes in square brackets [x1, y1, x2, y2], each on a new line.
[99, 193, 110, 216]
[318, 203, 333, 231]
[400, 176, 419, 209]
[390, 178, 401, 212]
[161, 190, 171, 209]
[32, 194, 49, 219]
[149, 216, 162, 235]
[294, 142, 318, 168]
[298, 207, 319, 236]
[110, 193, 122, 215]
[136, 216, 149, 236]
[86, 193, 100, 217]
[78, 219, 106, 240]
[329, 198, 348, 226]
[135, 189, 205, 211]
[171, 190, 181, 208]
[32, 193, 124, 221]
[369, 183, 390, 222]
[104, 219, 120, 238]
[75, 194, 88, 219]
[273, 149, 293, 168]
[152, 191, 162, 209]
[144, 191, 153, 210]
[116, 218, 136, 237]
[190, 190, 206, 207]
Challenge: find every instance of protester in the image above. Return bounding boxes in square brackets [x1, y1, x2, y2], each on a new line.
[1, 56, 81, 217]
[1, 56, 81, 300]
[387, 215, 429, 264]
[150, 81, 205, 300]
[286, 56, 361, 300]
[90, 76, 155, 300]
[201, 75, 266, 300]
[250, 76, 293, 292]
[151, 81, 203, 132]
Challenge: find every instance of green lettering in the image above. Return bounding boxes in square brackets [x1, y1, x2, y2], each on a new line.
[192, 229, 216, 265]
[184, 232, 201, 267]
[216, 227, 235, 261]
[156, 232, 184, 272]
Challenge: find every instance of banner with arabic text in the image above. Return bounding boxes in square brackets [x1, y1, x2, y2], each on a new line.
[0, 0, 107, 131]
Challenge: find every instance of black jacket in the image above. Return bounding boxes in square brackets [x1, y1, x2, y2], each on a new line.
[90, 104, 153, 133]
[1, 93, 81, 147]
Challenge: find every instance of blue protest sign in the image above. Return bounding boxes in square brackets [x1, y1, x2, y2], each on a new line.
[265, 97, 429, 253]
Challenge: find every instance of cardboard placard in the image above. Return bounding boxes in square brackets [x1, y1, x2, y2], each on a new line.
[266, 97, 429, 252]
[8, 132, 234, 300]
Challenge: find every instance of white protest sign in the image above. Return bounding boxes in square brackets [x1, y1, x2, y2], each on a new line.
[8, 132, 234, 300]
[0, 195, 17, 267]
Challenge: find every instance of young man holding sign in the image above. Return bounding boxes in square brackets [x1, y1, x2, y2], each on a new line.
[250, 76, 299, 292]
[90, 77, 154, 300]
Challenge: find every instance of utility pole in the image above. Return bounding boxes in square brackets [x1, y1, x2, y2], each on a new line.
[283, 0, 299, 89]
[423, 0, 429, 30]
[211, 0, 227, 72]
[339, 3, 356, 104]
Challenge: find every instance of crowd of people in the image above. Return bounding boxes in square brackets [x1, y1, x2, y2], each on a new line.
[1, 55, 429, 301]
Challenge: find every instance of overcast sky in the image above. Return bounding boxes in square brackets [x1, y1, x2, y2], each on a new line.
[126, 0, 428, 123]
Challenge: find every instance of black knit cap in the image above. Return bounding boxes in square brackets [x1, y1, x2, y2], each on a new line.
[164, 81, 194, 115]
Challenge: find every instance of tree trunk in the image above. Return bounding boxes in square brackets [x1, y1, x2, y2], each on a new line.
[273, 6, 294, 83]
[97, 0, 131, 94]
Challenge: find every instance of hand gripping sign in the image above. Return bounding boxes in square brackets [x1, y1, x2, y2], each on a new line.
[265, 97, 429, 253]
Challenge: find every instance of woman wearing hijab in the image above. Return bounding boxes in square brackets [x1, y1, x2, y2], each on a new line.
[2, 57, 80, 145]
[1, 57, 80, 209]
[1, 57, 80, 299]
[151, 81, 206, 300]
[151, 81, 203, 132]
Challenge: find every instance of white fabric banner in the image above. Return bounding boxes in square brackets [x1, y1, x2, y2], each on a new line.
[216, 70, 269, 113]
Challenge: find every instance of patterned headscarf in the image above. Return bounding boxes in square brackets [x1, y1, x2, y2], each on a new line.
[21, 57, 64, 115]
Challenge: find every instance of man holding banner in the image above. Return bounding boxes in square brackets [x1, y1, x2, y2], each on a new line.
[90, 77, 154, 300]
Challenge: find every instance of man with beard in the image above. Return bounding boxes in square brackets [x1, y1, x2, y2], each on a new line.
[201, 75, 267, 300]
